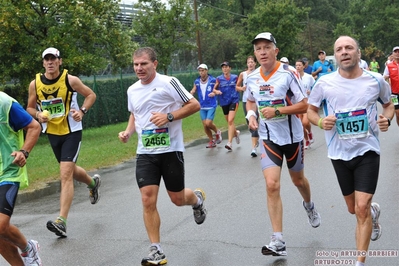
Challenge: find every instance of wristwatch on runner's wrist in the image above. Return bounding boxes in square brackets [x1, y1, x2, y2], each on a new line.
[20, 149, 29, 159]
[167, 113, 174, 122]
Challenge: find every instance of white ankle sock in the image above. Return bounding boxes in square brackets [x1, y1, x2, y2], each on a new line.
[304, 201, 313, 209]
[273, 232, 283, 240]
[151, 243, 162, 252]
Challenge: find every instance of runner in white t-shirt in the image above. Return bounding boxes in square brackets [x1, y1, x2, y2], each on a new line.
[118, 47, 207, 266]
[236, 56, 259, 157]
[246, 32, 321, 257]
[307, 36, 394, 266]
[295, 58, 315, 149]
[359, 58, 370, 70]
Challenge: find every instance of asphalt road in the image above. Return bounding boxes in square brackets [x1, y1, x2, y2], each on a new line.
[3, 123, 399, 266]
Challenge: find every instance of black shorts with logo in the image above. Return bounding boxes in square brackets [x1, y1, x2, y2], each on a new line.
[48, 130, 82, 163]
[135, 151, 185, 192]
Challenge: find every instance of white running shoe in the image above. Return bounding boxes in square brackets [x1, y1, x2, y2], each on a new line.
[303, 201, 321, 228]
[235, 130, 240, 144]
[21, 240, 42, 266]
[261, 235, 287, 256]
[141, 246, 167, 266]
[215, 130, 222, 144]
[370, 202, 381, 241]
[308, 132, 314, 144]
[304, 140, 310, 150]
[193, 189, 207, 225]
[225, 142, 232, 151]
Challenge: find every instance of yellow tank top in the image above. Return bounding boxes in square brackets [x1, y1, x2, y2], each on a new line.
[35, 69, 82, 135]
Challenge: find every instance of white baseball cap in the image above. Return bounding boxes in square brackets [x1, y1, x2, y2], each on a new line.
[252, 32, 277, 45]
[392, 46, 399, 52]
[280, 57, 289, 63]
[197, 63, 208, 70]
[42, 47, 60, 58]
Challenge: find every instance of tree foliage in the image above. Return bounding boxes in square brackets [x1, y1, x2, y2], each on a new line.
[336, 0, 399, 60]
[132, 0, 196, 74]
[196, 0, 399, 70]
[0, 0, 136, 87]
[237, 0, 308, 64]
[2, 0, 399, 93]
[196, 0, 310, 70]
[195, 0, 253, 69]
[198, 14, 244, 69]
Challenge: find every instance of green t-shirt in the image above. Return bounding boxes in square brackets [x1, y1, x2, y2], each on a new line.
[370, 61, 379, 72]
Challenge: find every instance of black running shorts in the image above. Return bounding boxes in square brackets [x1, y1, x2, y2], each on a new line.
[221, 102, 238, 115]
[48, 130, 82, 163]
[135, 152, 185, 192]
[331, 151, 380, 196]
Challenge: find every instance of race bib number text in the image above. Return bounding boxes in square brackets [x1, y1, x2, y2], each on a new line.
[141, 128, 171, 150]
[335, 108, 368, 139]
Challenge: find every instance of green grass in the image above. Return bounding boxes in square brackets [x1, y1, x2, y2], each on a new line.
[25, 106, 246, 190]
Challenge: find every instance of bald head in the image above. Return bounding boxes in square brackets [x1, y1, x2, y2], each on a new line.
[334, 36, 361, 74]
[334, 36, 360, 51]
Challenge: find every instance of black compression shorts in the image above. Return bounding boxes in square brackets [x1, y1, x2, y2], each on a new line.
[0, 183, 19, 216]
[48, 131, 82, 163]
[331, 151, 379, 196]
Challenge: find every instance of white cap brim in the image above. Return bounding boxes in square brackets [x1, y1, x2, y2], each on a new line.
[42, 47, 60, 58]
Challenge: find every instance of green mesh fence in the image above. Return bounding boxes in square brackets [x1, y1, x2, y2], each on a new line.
[1, 68, 241, 130]
[79, 74, 136, 128]
[78, 70, 236, 129]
